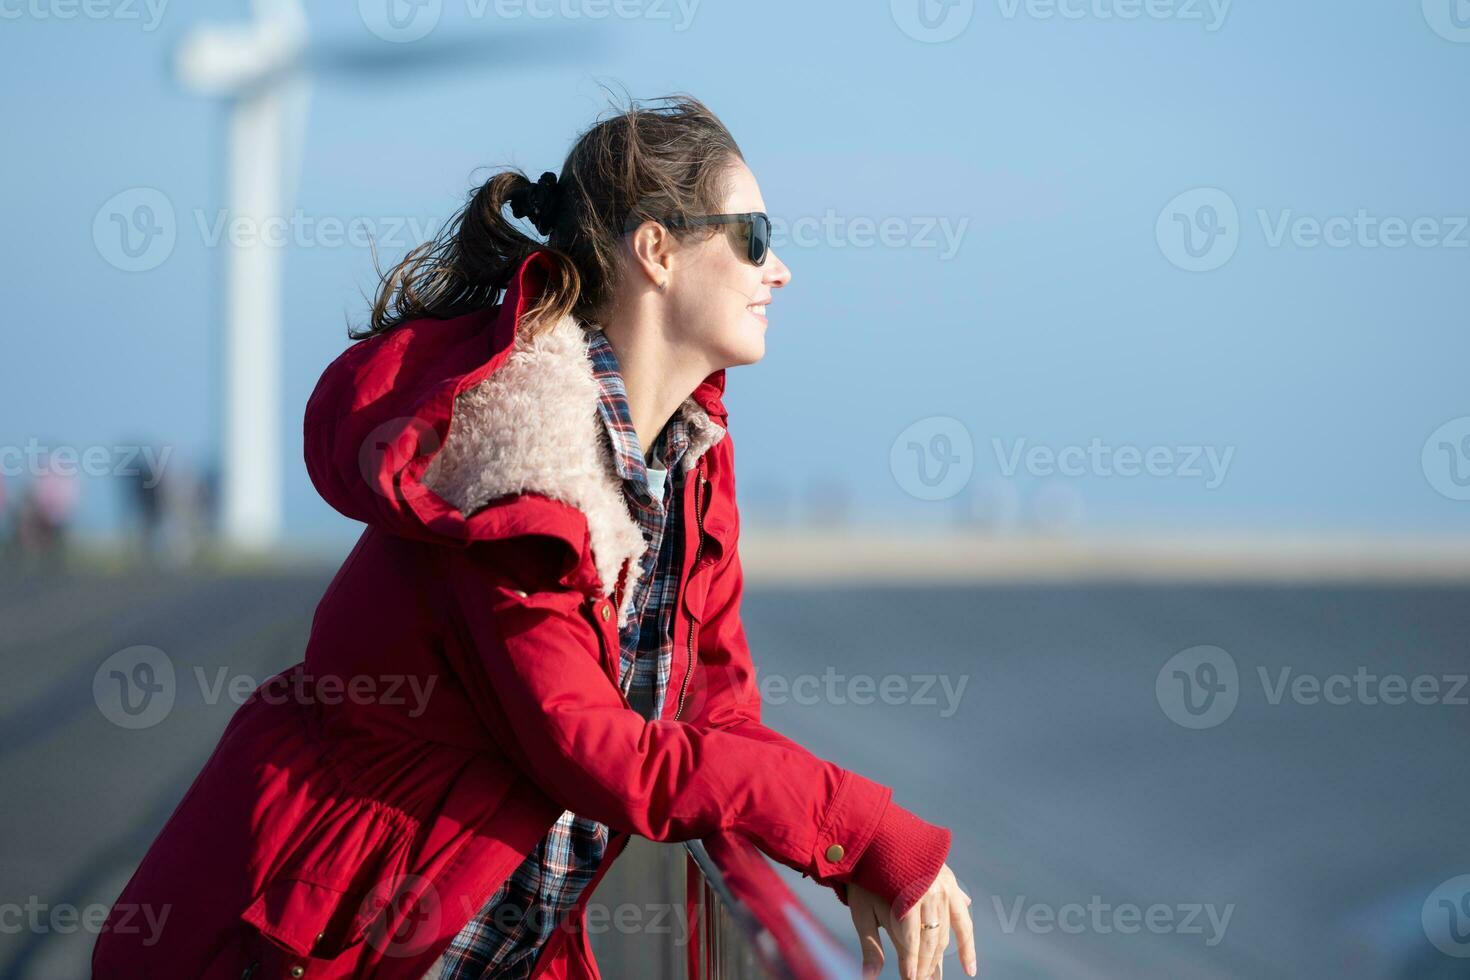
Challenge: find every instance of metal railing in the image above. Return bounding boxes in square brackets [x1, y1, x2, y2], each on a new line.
[586, 831, 859, 979]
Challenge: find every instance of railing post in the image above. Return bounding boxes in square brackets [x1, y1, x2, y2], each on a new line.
[584, 832, 860, 979]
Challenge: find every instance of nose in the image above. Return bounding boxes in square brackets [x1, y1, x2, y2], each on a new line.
[764, 249, 792, 289]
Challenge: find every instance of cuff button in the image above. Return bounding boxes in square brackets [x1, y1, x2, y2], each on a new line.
[825, 843, 845, 862]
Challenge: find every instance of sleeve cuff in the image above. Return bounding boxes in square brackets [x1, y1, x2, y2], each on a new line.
[849, 800, 952, 920]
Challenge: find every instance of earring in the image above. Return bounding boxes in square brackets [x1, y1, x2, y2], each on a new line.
[657, 280, 667, 291]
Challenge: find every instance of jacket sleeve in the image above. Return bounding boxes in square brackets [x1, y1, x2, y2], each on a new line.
[679, 530, 954, 919]
[443, 536, 932, 911]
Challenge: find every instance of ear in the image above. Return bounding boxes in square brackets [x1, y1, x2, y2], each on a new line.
[626, 219, 676, 290]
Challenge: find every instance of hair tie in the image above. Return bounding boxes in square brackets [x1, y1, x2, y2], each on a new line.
[508, 170, 563, 237]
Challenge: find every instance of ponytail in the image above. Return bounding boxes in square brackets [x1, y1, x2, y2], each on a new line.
[354, 92, 743, 342]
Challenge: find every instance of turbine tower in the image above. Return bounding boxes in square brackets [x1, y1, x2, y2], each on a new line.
[176, 0, 308, 550]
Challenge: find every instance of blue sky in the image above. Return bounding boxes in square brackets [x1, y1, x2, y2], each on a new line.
[4, 0, 1468, 547]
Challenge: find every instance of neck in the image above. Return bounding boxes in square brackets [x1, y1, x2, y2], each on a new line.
[597, 306, 713, 465]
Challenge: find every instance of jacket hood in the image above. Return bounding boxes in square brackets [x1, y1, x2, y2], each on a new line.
[304, 249, 728, 625]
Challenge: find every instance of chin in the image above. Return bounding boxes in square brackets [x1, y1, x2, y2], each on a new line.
[709, 318, 767, 368]
[728, 331, 766, 367]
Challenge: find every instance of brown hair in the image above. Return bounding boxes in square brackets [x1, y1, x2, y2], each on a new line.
[353, 92, 744, 341]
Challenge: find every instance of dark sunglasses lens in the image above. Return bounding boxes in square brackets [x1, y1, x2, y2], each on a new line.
[749, 216, 770, 265]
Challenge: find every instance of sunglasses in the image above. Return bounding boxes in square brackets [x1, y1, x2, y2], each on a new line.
[622, 211, 772, 266]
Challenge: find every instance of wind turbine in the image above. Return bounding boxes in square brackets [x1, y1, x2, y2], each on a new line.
[175, 2, 595, 550]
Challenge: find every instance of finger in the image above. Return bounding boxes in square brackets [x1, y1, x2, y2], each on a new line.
[917, 899, 944, 980]
[927, 919, 949, 980]
[950, 888, 978, 977]
[896, 904, 921, 980]
[939, 911, 951, 976]
[850, 901, 885, 980]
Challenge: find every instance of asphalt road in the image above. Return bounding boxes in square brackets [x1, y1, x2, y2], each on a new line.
[2, 563, 1467, 979]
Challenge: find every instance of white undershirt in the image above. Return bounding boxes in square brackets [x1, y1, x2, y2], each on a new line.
[644, 456, 668, 504]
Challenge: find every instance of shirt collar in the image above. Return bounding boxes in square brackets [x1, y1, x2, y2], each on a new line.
[586, 326, 695, 506]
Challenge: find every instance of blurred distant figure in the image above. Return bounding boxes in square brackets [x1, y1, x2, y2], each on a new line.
[0, 471, 9, 554]
[16, 453, 80, 563]
[123, 444, 214, 569]
[805, 477, 854, 527]
[745, 478, 796, 527]
[198, 457, 221, 540]
[124, 444, 166, 563]
[1029, 480, 1086, 535]
[957, 476, 1022, 534]
[158, 462, 211, 568]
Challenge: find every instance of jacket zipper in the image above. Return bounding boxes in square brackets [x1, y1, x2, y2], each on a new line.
[672, 468, 708, 721]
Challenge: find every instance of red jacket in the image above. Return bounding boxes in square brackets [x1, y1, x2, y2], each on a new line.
[92, 250, 951, 979]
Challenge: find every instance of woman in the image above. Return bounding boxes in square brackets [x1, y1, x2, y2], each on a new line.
[92, 94, 975, 980]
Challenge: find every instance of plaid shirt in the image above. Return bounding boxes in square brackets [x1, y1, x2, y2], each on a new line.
[430, 327, 696, 979]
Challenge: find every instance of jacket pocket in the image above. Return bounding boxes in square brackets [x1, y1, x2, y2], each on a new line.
[681, 519, 730, 624]
[240, 871, 372, 960]
[235, 703, 423, 962]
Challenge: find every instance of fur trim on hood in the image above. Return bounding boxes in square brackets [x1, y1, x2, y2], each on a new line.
[421, 313, 726, 629]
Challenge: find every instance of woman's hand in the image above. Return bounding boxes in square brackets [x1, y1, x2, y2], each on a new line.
[847, 863, 976, 979]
